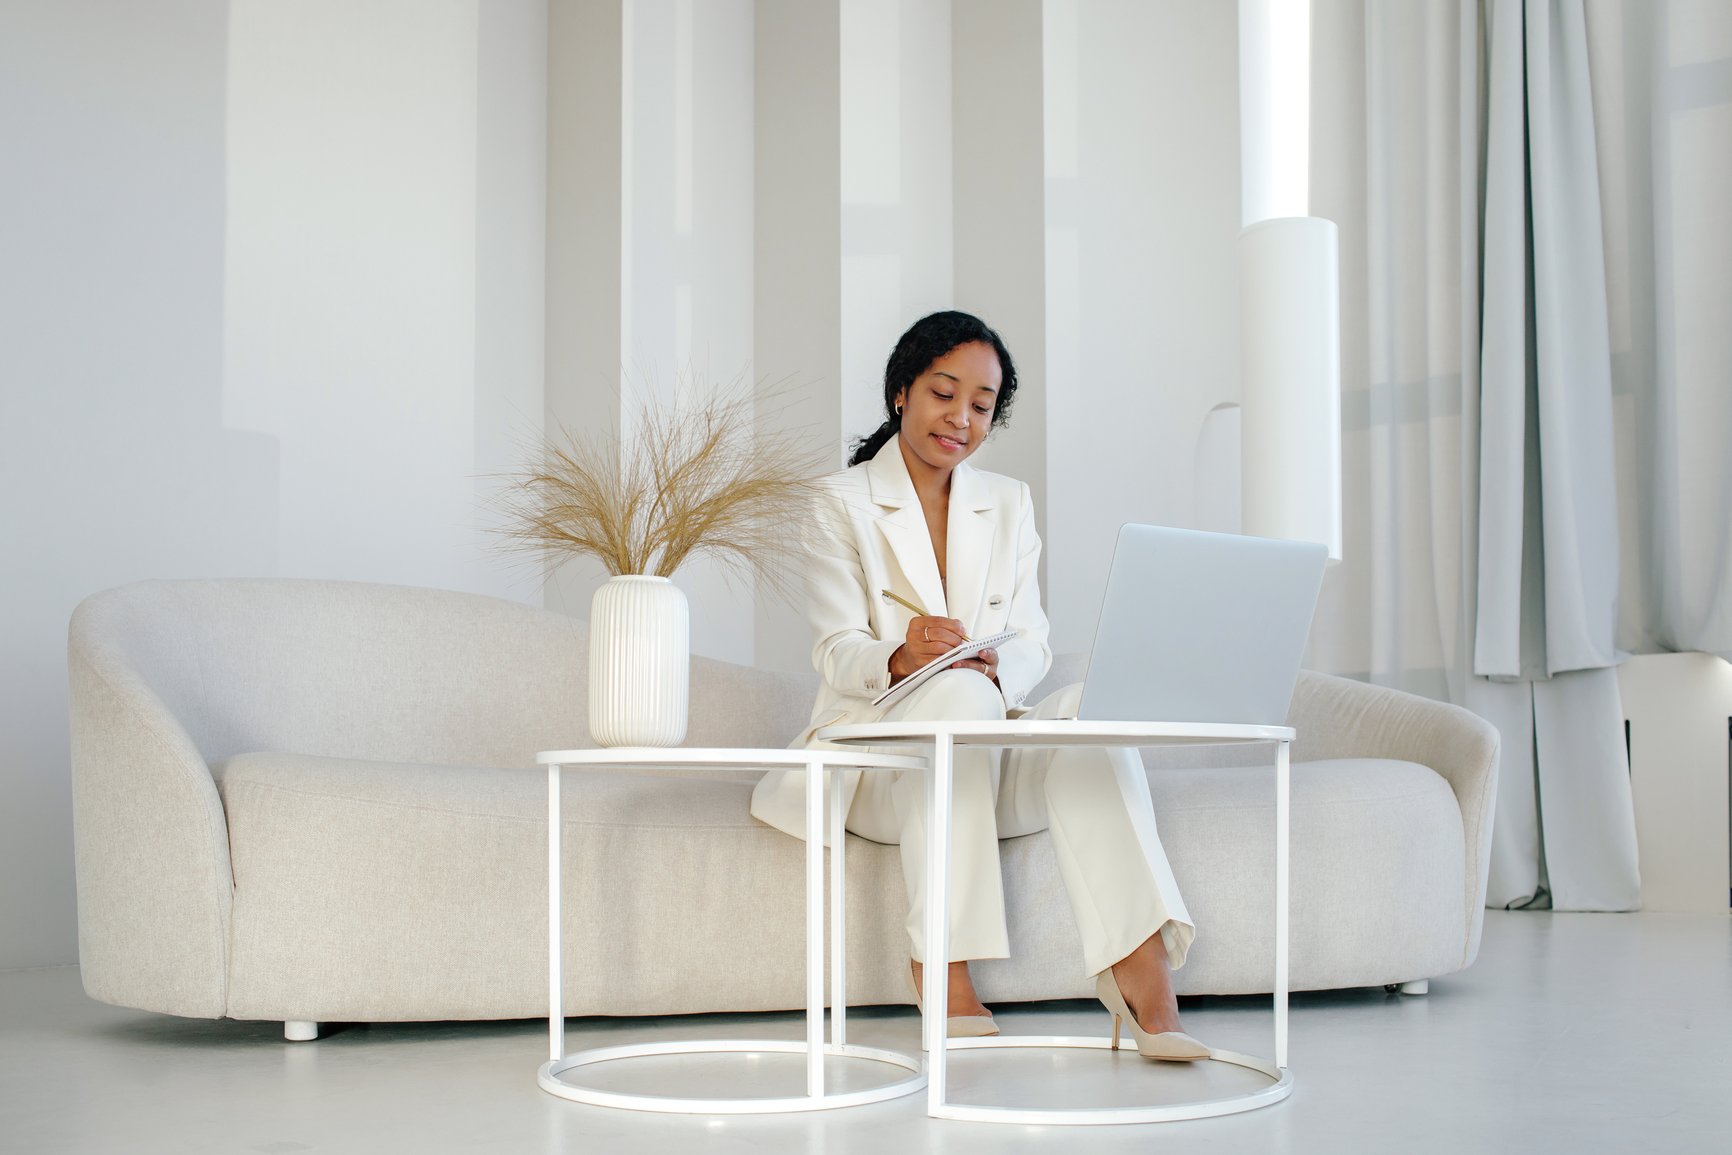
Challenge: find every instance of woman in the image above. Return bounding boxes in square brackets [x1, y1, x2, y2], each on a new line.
[750, 311, 1206, 1059]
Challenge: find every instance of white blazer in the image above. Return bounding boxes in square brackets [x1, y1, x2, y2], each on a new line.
[749, 438, 1053, 840]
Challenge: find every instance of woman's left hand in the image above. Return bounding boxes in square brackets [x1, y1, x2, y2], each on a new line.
[950, 646, 998, 685]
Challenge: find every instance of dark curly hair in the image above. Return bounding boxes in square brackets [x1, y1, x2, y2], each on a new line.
[847, 310, 1019, 468]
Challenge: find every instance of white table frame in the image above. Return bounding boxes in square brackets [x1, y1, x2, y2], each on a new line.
[817, 719, 1297, 1126]
[533, 746, 930, 1114]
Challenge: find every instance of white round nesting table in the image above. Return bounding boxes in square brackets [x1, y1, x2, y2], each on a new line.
[533, 746, 930, 1114]
[816, 718, 1297, 1126]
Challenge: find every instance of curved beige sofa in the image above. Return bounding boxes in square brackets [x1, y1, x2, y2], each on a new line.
[68, 579, 1498, 1036]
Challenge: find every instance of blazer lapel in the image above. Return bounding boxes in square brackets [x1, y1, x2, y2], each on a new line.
[944, 462, 997, 636]
[866, 441, 948, 617]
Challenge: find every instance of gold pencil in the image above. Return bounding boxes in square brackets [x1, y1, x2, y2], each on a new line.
[880, 588, 927, 617]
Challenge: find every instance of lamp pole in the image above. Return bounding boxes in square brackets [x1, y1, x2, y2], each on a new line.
[1236, 0, 1342, 563]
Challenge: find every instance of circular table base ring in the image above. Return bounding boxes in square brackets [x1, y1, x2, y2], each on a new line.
[928, 1035, 1293, 1125]
[538, 1039, 926, 1114]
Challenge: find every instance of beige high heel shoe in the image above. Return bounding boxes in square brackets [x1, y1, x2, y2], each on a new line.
[907, 962, 999, 1041]
[1096, 968, 1210, 1061]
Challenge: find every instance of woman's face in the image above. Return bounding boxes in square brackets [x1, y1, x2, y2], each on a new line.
[894, 341, 1002, 477]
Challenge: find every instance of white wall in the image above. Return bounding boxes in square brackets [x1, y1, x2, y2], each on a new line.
[0, 0, 547, 968]
[222, 0, 540, 602]
[1041, 0, 1243, 653]
[752, 0, 959, 673]
[1, 0, 247, 970]
[952, 0, 1048, 557]
[477, 0, 551, 560]
[840, 0, 956, 442]
[545, 0, 760, 663]
[751, 0, 843, 672]
[620, 0, 757, 661]
[544, 0, 624, 625]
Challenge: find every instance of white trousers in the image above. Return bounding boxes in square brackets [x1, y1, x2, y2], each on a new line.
[846, 669, 1195, 977]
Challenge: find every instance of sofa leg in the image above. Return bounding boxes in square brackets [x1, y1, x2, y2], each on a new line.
[1399, 980, 1429, 996]
[284, 1020, 319, 1042]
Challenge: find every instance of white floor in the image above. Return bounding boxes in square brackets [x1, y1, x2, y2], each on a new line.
[2, 910, 1727, 1154]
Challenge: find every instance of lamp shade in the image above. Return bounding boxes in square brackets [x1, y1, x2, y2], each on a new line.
[1238, 216, 1342, 562]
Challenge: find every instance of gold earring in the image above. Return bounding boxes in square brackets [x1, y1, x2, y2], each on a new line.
[894, 402, 902, 416]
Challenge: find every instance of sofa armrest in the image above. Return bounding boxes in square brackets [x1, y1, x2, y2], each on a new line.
[1287, 670, 1501, 967]
[68, 611, 232, 1018]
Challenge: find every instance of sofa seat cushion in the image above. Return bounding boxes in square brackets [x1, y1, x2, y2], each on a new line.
[943, 756, 1469, 1001]
[212, 751, 1466, 1021]
[211, 752, 911, 1022]
[1151, 756, 1468, 994]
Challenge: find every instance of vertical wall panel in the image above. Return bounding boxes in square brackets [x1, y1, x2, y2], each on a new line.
[0, 1, 261, 968]
[476, 0, 550, 604]
[953, 0, 1048, 571]
[1042, 0, 1242, 653]
[754, 0, 844, 671]
[223, 0, 496, 596]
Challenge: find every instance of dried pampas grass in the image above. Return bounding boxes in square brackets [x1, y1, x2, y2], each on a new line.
[492, 378, 825, 600]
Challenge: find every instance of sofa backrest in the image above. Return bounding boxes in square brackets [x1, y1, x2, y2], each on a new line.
[71, 579, 820, 768]
[1030, 652, 1089, 702]
[685, 654, 822, 751]
[82, 581, 1341, 771]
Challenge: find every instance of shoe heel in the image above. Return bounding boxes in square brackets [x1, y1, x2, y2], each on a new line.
[1095, 968, 1210, 1062]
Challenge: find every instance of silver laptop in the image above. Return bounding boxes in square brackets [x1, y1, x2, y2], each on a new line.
[1074, 524, 1328, 725]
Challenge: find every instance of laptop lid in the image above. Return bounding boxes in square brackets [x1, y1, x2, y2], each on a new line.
[1075, 524, 1328, 726]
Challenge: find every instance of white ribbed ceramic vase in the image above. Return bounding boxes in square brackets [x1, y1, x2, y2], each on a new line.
[588, 575, 689, 747]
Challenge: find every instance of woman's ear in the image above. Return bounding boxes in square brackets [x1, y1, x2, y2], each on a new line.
[893, 388, 907, 416]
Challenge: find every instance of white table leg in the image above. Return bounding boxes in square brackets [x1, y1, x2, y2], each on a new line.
[925, 731, 954, 1114]
[805, 758, 825, 1099]
[830, 765, 847, 1048]
[1275, 739, 1289, 1070]
[548, 763, 563, 1064]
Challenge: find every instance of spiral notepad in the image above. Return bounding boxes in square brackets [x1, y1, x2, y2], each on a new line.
[871, 630, 1018, 710]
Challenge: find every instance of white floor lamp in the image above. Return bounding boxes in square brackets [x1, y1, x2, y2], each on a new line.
[1231, 0, 1342, 561]
[1238, 216, 1342, 561]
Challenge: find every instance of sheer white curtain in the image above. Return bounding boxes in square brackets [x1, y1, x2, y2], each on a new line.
[1304, 0, 1730, 911]
[1588, 0, 1732, 662]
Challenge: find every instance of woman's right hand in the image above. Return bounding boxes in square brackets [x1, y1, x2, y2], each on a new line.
[889, 616, 969, 684]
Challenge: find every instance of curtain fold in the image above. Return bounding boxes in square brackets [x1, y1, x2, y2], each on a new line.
[1473, 0, 1540, 682]
[1475, 0, 1623, 680]
[1476, 0, 1640, 909]
[1311, 0, 1645, 911]
[1530, 669, 1643, 908]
